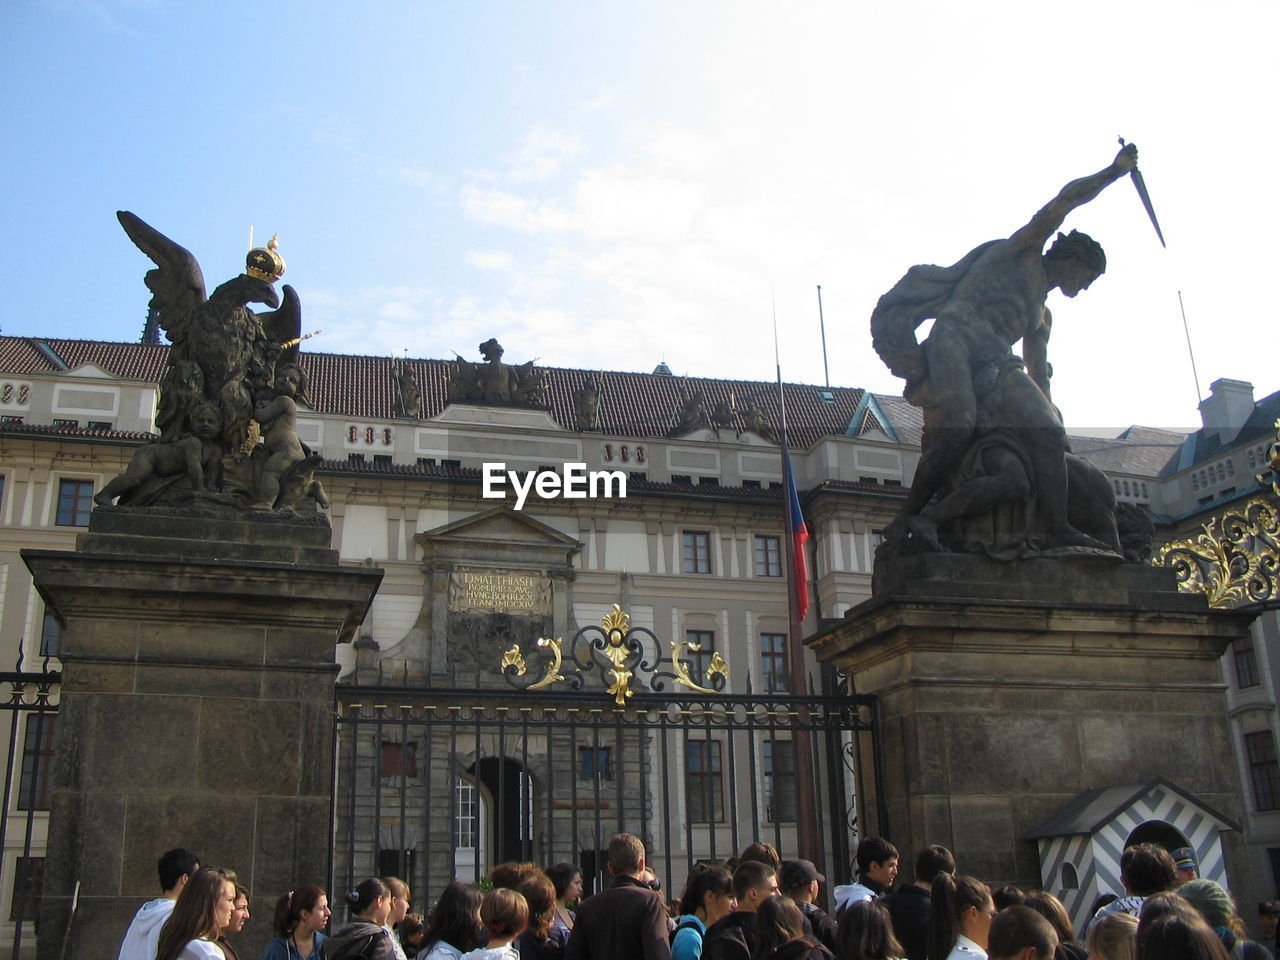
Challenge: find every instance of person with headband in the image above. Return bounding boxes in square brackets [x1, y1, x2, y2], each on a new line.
[325, 879, 396, 960]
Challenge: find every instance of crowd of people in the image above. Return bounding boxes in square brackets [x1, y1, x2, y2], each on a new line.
[116, 835, 1280, 960]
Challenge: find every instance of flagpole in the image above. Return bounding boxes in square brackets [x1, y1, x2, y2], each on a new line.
[773, 298, 822, 871]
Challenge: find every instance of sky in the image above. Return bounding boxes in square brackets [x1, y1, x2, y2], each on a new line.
[2, 0, 1277, 436]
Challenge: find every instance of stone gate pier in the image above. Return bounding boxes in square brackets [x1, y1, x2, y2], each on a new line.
[809, 555, 1257, 904]
[23, 507, 382, 959]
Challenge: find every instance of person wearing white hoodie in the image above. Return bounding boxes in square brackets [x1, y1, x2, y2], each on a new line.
[117, 848, 201, 960]
[832, 838, 899, 915]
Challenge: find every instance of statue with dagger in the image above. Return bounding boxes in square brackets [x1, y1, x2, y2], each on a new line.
[871, 141, 1165, 560]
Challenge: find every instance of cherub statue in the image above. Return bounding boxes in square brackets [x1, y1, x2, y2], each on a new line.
[95, 401, 222, 506]
[251, 365, 308, 509]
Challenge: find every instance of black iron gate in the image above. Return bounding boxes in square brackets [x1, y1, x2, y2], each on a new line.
[331, 678, 881, 906]
[0, 658, 60, 960]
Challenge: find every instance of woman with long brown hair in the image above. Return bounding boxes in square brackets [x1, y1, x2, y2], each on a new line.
[752, 896, 833, 960]
[155, 868, 238, 960]
[515, 871, 567, 960]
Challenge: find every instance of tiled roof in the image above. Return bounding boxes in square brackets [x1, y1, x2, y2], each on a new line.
[0, 420, 157, 443]
[867, 394, 924, 448]
[0, 337, 169, 381]
[1187, 388, 1280, 467]
[0, 337, 865, 449]
[1069, 425, 1187, 478]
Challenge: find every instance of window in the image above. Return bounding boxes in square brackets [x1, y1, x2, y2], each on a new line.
[1, 415, 23, 425]
[578, 746, 612, 781]
[672, 474, 692, 486]
[9, 857, 42, 923]
[40, 612, 63, 658]
[87, 421, 111, 431]
[55, 479, 93, 526]
[53, 418, 78, 429]
[1061, 863, 1079, 889]
[755, 536, 782, 578]
[698, 476, 718, 487]
[686, 740, 723, 822]
[18, 714, 57, 810]
[682, 531, 712, 574]
[1246, 731, 1280, 811]
[378, 848, 417, 887]
[686, 631, 715, 683]
[348, 453, 366, 464]
[373, 454, 392, 466]
[417, 457, 437, 467]
[760, 633, 789, 693]
[380, 741, 417, 779]
[456, 779, 478, 848]
[441, 459, 461, 468]
[1236, 636, 1261, 688]
[630, 471, 647, 483]
[764, 740, 797, 822]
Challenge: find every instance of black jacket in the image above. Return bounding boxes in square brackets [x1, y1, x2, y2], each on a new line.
[795, 903, 837, 955]
[761, 938, 833, 960]
[879, 883, 931, 960]
[564, 875, 672, 960]
[323, 922, 395, 960]
[703, 911, 758, 960]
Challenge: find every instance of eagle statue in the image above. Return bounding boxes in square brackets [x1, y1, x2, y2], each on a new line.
[98, 212, 313, 509]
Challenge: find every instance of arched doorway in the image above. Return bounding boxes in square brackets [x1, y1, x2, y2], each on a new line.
[467, 757, 536, 868]
[1125, 820, 1192, 855]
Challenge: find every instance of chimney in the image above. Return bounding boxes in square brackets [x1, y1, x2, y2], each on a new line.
[1198, 378, 1255, 447]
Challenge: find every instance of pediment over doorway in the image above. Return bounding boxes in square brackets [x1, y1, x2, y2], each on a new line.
[414, 506, 582, 569]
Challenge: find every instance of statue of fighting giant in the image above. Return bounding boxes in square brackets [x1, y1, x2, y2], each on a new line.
[97, 211, 324, 512]
[873, 143, 1141, 559]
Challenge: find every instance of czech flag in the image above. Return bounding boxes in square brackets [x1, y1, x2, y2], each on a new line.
[783, 448, 810, 623]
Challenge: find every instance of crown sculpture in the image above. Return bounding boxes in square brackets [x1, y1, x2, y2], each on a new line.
[94, 212, 328, 515]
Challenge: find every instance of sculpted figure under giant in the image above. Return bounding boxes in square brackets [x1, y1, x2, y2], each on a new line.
[97, 212, 325, 513]
[872, 144, 1141, 560]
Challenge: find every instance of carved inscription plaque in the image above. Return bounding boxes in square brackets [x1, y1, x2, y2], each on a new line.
[449, 567, 551, 614]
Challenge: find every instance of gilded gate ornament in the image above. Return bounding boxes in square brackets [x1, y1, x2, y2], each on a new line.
[500, 604, 731, 705]
[1154, 420, 1280, 609]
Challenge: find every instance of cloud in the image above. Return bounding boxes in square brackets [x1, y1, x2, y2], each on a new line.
[465, 250, 514, 271]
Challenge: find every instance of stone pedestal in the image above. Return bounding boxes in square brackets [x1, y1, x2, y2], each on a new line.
[22, 506, 383, 960]
[809, 554, 1256, 887]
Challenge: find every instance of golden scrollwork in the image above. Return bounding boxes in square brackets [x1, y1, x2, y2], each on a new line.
[601, 604, 630, 637]
[498, 603, 733, 703]
[527, 636, 566, 690]
[600, 604, 634, 706]
[670, 638, 731, 693]
[500, 644, 527, 676]
[1154, 420, 1280, 609]
[500, 637, 567, 689]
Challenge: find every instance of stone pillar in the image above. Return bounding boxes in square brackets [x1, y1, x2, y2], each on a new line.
[23, 507, 382, 960]
[808, 555, 1256, 887]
